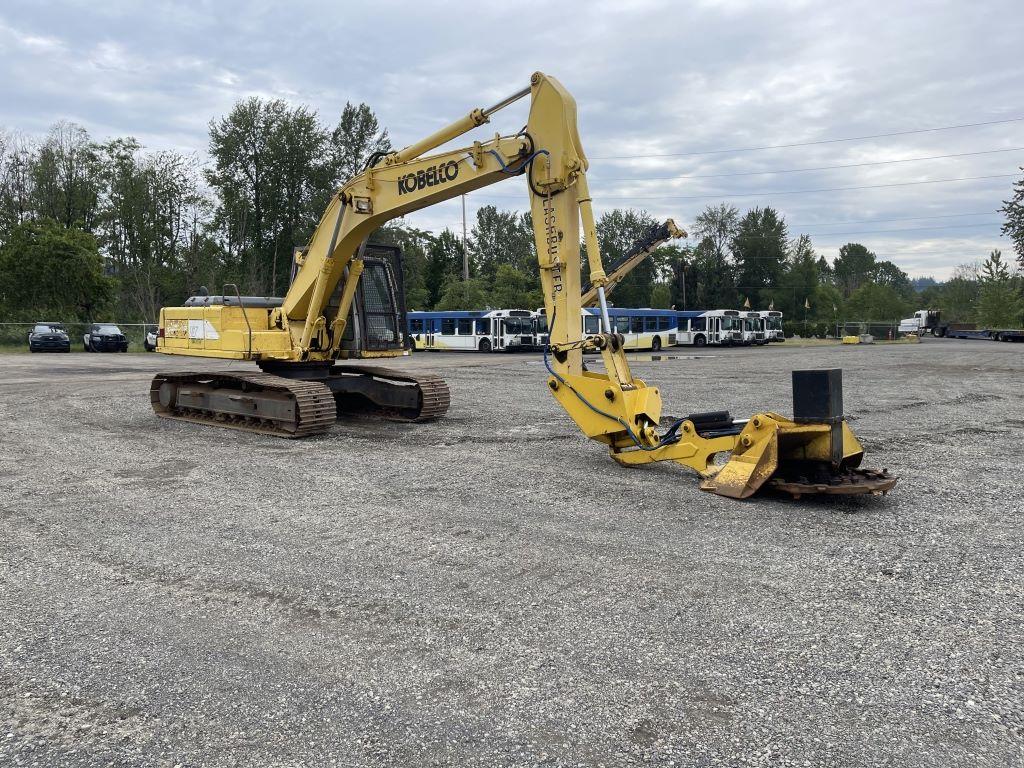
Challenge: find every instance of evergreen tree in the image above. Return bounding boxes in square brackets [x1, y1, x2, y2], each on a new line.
[731, 206, 787, 308]
[1000, 168, 1024, 268]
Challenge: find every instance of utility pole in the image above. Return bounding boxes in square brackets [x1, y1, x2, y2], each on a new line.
[461, 194, 469, 281]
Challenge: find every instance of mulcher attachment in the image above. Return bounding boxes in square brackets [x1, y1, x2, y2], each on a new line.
[698, 369, 897, 499]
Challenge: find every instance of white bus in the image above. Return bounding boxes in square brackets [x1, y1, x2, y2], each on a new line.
[743, 312, 768, 345]
[407, 309, 537, 352]
[536, 308, 677, 352]
[758, 310, 784, 342]
[674, 310, 745, 347]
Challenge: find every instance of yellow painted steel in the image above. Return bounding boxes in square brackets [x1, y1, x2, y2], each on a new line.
[580, 219, 685, 308]
[156, 71, 876, 497]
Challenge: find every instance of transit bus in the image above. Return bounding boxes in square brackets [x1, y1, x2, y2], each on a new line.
[743, 312, 768, 345]
[536, 307, 677, 351]
[674, 309, 745, 347]
[407, 309, 537, 352]
[758, 310, 785, 342]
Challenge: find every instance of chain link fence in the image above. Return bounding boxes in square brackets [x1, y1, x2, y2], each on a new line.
[0, 322, 156, 350]
[782, 319, 902, 340]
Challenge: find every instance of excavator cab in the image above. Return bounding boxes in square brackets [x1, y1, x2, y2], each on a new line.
[331, 244, 408, 357]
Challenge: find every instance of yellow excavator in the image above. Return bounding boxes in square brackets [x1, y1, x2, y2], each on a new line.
[153, 72, 896, 499]
[580, 219, 686, 308]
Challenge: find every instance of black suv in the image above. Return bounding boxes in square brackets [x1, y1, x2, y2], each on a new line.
[83, 323, 129, 352]
[28, 323, 71, 352]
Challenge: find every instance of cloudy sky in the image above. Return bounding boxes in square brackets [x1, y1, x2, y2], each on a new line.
[1, 0, 1021, 279]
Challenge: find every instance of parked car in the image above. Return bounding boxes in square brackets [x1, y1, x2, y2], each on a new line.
[83, 323, 129, 352]
[28, 322, 71, 353]
[144, 325, 158, 352]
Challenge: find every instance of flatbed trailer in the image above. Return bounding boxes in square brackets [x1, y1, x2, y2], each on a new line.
[943, 327, 1024, 342]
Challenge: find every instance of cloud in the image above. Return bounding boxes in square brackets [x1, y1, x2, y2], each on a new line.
[0, 0, 1021, 278]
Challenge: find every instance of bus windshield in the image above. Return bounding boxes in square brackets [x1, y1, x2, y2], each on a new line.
[767, 318, 783, 330]
[503, 317, 533, 335]
[721, 316, 741, 331]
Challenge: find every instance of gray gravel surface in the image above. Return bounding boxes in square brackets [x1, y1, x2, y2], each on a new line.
[1, 341, 1022, 767]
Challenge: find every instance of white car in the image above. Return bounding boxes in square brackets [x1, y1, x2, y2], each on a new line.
[144, 326, 158, 351]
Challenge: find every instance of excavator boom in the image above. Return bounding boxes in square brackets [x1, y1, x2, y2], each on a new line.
[152, 72, 896, 499]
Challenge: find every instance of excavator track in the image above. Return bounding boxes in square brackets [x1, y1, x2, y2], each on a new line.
[328, 364, 451, 422]
[150, 371, 337, 438]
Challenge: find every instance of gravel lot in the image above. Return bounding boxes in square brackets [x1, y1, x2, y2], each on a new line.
[1, 340, 1022, 767]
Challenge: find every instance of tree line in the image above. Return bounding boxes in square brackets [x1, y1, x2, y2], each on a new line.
[1, 100, 1022, 334]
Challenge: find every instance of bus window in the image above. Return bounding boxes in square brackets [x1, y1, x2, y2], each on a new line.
[441, 318, 456, 335]
[409, 319, 423, 333]
[475, 318, 490, 335]
[692, 317, 706, 332]
[631, 316, 644, 333]
[658, 316, 671, 331]
[584, 315, 601, 334]
[615, 317, 629, 333]
[677, 317, 689, 331]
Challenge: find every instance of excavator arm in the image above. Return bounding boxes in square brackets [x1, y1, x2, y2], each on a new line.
[155, 71, 896, 499]
[273, 71, 895, 499]
[580, 219, 685, 308]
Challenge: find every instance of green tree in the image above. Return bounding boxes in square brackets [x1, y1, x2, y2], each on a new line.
[31, 122, 101, 232]
[488, 263, 542, 309]
[832, 243, 876, 297]
[976, 280, 1023, 327]
[691, 203, 739, 261]
[0, 130, 37, 238]
[976, 250, 1023, 327]
[435, 275, 489, 311]
[423, 229, 463, 308]
[774, 234, 819, 317]
[592, 208, 665, 307]
[980, 249, 1011, 282]
[470, 205, 535, 282]
[1000, 168, 1024, 269]
[95, 138, 210, 320]
[812, 284, 844, 328]
[732, 206, 787, 307]
[206, 98, 334, 295]
[935, 264, 981, 323]
[649, 283, 672, 308]
[0, 219, 113, 320]
[689, 235, 738, 309]
[873, 260, 915, 299]
[332, 102, 392, 183]
[844, 282, 909, 322]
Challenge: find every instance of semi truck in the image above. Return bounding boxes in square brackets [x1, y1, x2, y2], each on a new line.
[899, 309, 1024, 342]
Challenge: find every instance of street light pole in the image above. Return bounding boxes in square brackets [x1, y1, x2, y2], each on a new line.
[461, 194, 469, 281]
